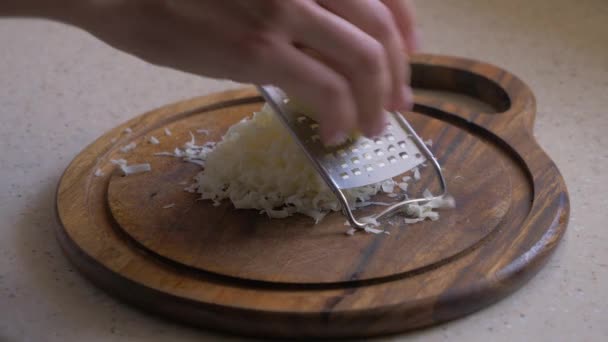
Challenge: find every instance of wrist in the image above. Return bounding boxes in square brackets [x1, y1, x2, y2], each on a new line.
[1, 0, 91, 26]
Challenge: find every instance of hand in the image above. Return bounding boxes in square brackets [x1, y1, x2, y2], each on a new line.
[56, 0, 420, 144]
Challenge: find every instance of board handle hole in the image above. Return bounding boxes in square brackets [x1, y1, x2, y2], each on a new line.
[411, 64, 511, 114]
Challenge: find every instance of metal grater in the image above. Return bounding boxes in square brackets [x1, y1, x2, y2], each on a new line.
[258, 85, 447, 231]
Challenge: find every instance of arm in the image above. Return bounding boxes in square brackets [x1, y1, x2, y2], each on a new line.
[1, 0, 78, 21]
[1, 0, 419, 145]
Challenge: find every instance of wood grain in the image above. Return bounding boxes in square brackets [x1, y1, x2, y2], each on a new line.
[55, 54, 569, 338]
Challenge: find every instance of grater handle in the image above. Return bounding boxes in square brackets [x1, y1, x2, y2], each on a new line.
[337, 111, 449, 230]
[258, 85, 448, 232]
[368, 112, 448, 223]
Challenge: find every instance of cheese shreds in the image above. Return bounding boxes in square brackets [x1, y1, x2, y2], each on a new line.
[397, 182, 409, 191]
[181, 104, 400, 222]
[360, 216, 380, 227]
[124, 127, 133, 134]
[94, 168, 104, 177]
[149, 136, 160, 145]
[154, 140, 216, 166]
[428, 194, 456, 209]
[111, 159, 127, 166]
[423, 188, 433, 200]
[381, 179, 396, 193]
[162, 203, 176, 209]
[160, 104, 454, 232]
[164, 127, 172, 136]
[413, 167, 421, 180]
[120, 163, 151, 176]
[111, 158, 151, 176]
[120, 142, 137, 153]
[402, 191, 455, 224]
[365, 226, 389, 234]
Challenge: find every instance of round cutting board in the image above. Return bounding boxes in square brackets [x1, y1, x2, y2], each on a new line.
[55, 54, 569, 338]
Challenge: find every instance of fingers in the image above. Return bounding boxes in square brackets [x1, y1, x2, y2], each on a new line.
[319, 0, 411, 112]
[251, 42, 357, 146]
[381, 0, 420, 53]
[290, 1, 391, 138]
[163, 0, 420, 144]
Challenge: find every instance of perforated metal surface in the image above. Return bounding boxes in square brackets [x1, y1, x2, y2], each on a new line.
[260, 86, 426, 189]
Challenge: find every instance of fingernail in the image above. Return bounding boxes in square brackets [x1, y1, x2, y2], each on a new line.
[410, 29, 422, 52]
[325, 131, 348, 147]
[399, 86, 414, 111]
[364, 111, 388, 138]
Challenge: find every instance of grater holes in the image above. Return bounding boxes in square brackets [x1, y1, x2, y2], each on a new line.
[297, 116, 307, 123]
[374, 149, 384, 156]
[340, 162, 348, 169]
[385, 133, 395, 141]
[365, 164, 374, 172]
[351, 156, 360, 164]
[398, 141, 407, 149]
[311, 134, 320, 142]
[387, 144, 396, 152]
[340, 172, 350, 180]
[351, 146, 359, 153]
[378, 161, 386, 168]
[362, 142, 371, 149]
[363, 152, 372, 160]
[388, 156, 397, 164]
[336, 149, 347, 157]
[399, 152, 409, 159]
[352, 168, 362, 176]
[374, 138, 384, 145]
[310, 123, 319, 130]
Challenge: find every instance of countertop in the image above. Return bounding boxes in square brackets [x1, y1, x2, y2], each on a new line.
[1, 0, 606, 341]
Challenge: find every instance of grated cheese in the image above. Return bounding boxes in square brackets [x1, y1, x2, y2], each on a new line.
[181, 104, 400, 222]
[111, 158, 151, 176]
[120, 163, 151, 176]
[120, 142, 137, 153]
[413, 167, 421, 180]
[160, 104, 454, 232]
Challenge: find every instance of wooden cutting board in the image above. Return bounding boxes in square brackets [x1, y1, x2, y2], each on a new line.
[55, 54, 569, 338]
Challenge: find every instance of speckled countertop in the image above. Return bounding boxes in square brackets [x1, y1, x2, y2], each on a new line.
[1, 1, 606, 341]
